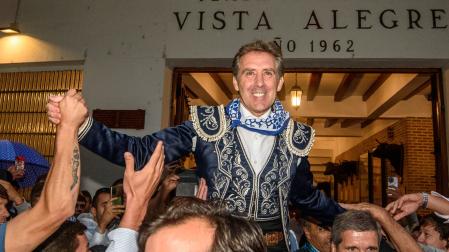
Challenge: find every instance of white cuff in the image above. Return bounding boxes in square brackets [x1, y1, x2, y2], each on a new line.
[78, 116, 93, 141]
[106, 228, 138, 252]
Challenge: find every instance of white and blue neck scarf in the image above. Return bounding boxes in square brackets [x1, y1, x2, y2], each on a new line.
[226, 98, 290, 136]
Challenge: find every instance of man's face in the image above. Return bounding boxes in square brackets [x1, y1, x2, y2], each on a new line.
[75, 199, 86, 216]
[417, 223, 447, 249]
[75, 233, 89, 252]
[0, 198, 9, 223]
[332, 230, 379, 252]
[303, 221, 331, 252]
[92, 192, 111, 221]
[145, 217, 215, 252]
[233, 51, 284, 117]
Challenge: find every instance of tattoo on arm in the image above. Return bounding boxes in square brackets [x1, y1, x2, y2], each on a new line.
[70, 144, 80, 190]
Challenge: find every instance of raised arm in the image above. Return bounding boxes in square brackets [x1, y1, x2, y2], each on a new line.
[5, 89, 85, 251]
[106, 142, 165, 252]
[387, 192, 449, 220]
[47, 93, 195, 170]
[289, 158, 344, 226]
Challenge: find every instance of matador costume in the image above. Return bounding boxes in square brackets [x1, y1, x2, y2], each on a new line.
[78, 99, 343, 251]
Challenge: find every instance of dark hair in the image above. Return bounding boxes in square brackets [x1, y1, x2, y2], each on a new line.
[138, 197, 266, 252]
[81, 190, 92, 204]
[92, 187, 110, 209]
[30, 180, 45, 207]
[331, 210, 381, 247]
[111, 178, 123, 187]
[232, 40, 284, 79]
[0, 185, 8, 201]
[39, 220, 87, 252]
[421, 214, 449, 247]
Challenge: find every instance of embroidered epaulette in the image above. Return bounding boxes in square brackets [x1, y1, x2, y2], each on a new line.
[283, 119, 315, 157]
[190, 105, 228, 142]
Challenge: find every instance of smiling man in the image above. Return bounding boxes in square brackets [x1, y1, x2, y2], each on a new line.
[47, 40, 343, 251]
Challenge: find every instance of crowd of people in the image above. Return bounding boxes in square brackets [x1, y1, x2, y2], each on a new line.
[0, 40, 448, 251]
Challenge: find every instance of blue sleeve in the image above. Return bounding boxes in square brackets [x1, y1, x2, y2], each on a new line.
[289, 158, 344, 226]
[79, 118, 196, 170]
[0, 223, 6, 252]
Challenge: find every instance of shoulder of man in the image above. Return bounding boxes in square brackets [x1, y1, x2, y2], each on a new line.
[283, 119, 315, 157]
[190, 104, 229, 142]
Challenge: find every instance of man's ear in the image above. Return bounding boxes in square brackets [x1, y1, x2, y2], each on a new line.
[276, 76, 284, 92]
[232, 76, 239, 92]
[331, 243, 337, 252]
[303, 227, 312, 241]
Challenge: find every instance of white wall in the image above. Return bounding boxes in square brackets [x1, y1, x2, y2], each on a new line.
[1, 0, 449, 193]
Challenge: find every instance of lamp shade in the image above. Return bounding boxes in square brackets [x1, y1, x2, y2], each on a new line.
[290, 87, 303, 107]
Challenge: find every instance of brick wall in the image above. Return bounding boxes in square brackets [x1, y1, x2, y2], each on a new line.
[335, 118, 435, 202]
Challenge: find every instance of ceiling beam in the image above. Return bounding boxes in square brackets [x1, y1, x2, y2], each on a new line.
[209, 73, 233, 100]
[362, 73, 391, 101]
[324, 118, 339, 128]
[334, 73, 364, 102]
[341, 118, 363, 128]
[361, 74, 431, 128]
[307, 73, 322, 101]
[403, 80, 430, 100]
[183, 74, 219, 105]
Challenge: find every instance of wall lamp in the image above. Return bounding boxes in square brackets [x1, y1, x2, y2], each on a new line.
[290, 73, 302, 108]
[0, 0, 21, 34]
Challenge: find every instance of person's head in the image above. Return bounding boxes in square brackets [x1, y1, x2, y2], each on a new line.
[92, 187, 111, 221]
[40, 220, 88, 252]
[75, 194, 87, 216]
[139, 197, 266, 252]
[417, 214, 449, 250]
[30, 180, 45, 207]
[0, 185, 10, 223]
[232, 40, 284, 117]
[331, 210, 381, 252]
[80, 190, 92, 213]
[300, 217, 331, 252]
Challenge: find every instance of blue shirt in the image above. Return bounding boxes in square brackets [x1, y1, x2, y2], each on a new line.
[0, 223, 6, 252]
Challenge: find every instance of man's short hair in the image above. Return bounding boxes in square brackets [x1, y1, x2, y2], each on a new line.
[421, 214, 449, 246]
[138, 197, 266, 252]
[331, 210, 381, 246]
[0, 185, 8, 201]
[38, 220, 86, 252]
[232, 40, 284, 79]
[92, 187, 110, 209]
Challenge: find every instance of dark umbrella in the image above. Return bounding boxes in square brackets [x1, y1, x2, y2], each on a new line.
[0, 140, 50, 188]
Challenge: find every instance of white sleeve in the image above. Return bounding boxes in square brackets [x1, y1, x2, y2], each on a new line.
[105, 228, 138, 252]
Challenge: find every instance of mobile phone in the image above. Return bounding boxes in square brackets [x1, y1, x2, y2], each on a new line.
[175, 169, 198, 197]
[110, 185, 123, 205]
[15, 158, 25, 171]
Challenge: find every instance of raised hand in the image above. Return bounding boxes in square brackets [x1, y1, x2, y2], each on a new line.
[385, 193, 422, 221]
[58, 89, 88, 128]
[46, 94, 64, 124]
[120, 142, 165, 230]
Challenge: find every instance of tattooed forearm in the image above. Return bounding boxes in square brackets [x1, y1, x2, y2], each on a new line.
[70, 144, 80, 190]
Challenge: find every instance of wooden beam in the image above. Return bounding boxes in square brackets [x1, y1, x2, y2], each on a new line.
[307, 118, 314, 126]
[341, 119, 362, 128]
[361, 74, 431, 128]
[183, 74, 218, 105]
[403, 80, 430, 100]
[184, 86, 198, 99]
[307, 73, 322, 101]
[334, 73, 364, 102]
[363, 73, 391, 101]
[324, 118, 339, 128]
[209, 73, 232, 100]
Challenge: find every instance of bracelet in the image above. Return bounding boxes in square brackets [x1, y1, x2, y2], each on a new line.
[422, 192, 429, 209]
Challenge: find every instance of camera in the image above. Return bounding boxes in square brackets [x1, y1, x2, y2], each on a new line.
[175, 169, 198, 197]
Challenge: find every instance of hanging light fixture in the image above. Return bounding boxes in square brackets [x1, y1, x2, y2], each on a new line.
[0, 0, 21, 34]
[290, 73, 302, 108]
